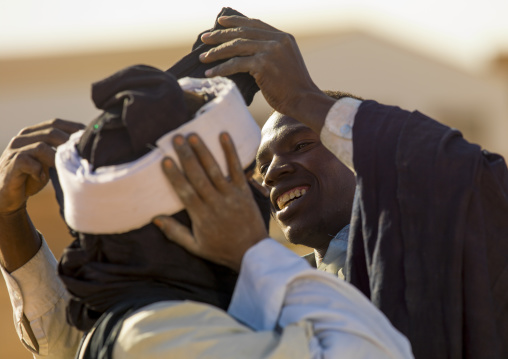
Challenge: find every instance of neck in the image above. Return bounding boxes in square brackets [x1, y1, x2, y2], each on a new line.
[313, 246, 328, 267]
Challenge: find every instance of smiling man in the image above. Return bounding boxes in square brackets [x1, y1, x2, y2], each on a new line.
[257, 92, 358, 274]
[198, 14, 508, 359]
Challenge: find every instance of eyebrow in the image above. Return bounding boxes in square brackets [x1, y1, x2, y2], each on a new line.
[256, 125, 315, 164]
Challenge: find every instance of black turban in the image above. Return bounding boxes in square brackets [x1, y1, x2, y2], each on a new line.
[168, 7, 260, 105]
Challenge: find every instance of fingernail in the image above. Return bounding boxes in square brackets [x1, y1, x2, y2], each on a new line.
[218, 16, 229, 22]
[163, 158, 173, 169]
[201, 32, 211, 40]
[173, 135, 184, 146]
[205, 69, 212, 77]
[199, 52, 207, 59]
[153, 217, 164, 228]
[39, 172, 46, 182]
[188, 134, 199, 145]
[220, 132, 230, 142]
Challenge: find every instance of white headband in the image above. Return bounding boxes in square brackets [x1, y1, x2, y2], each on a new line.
[55, 77, 261, 234]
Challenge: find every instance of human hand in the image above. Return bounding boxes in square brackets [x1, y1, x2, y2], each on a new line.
[199, 16, 330, 123]
[153, 132, 268, 272]
[0, 119, 84, 216]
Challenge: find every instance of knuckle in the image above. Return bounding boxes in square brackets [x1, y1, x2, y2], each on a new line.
[17, 127, 31, 136]
[11, 151, 28, 166]
[229, 57, 240, 67]
[33, 141, 45, 151]
[210, 29, 223, 37]
[46, 127, 62, 139]
[178, 187, 195, 201]
[208, 167, 223, 180]
[234, 26, 248, 35]
[230, 38, 244, 46]
[8, 136, 21, 148]
[49, 118, 62, 126]
[256, 56, 269, 70]
[279, 32, 295, 46]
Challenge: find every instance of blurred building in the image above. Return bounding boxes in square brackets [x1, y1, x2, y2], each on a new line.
[1, 29, 507, 358]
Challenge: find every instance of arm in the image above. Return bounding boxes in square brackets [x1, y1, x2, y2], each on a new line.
[153, 133, 412, 358]
[198, 16, 335, 135]
[0, 119, 83, 271]
[112, 240, 412, 359]
[195, 15, 362, 172]
[0, 119, 84, 357]
[229, 238, 413, 358]
[1, 238, 83, 358]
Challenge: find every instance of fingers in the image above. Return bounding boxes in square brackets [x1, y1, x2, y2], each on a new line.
[163, 133, 248, 206]
[204, 56, 260, 79]
[17, 118, 84, 136]
[11, 127, 73, 150]
[161, 157, 203, 210]
[8, 152, 44, 184]
[9, 142, 57, 173]
[10, 119, 84, 150]
[187, 134, 229, 190]
[0, 143, 54, 213]
[200, 38, 271, 64]
[202, 27, 282, 47]
[153, 216, 198, 254]
[219, 133, 247, 188]
[215, 15, 280, 34]
[172, 135, 218, 201]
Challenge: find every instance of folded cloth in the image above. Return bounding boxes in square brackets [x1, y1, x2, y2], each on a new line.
[55, 73, 261, 235]
[167, 7, 260, 105]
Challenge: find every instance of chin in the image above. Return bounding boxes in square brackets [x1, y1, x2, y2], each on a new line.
[282, 225, 327, 250]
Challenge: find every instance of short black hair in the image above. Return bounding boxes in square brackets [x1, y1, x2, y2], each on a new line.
[322, 89, 363, 101]
[267, 90, 363, 118]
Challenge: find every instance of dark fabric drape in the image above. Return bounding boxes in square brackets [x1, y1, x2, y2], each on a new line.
[54, 64, 269, 332]
[346, 100, 508, 358]
[167, 7, 260, 106]
[59, 224, 238, 332]
[78, 64, 188, 168]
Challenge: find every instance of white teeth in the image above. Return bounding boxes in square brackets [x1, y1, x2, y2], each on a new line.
[277, 187, 308, 209]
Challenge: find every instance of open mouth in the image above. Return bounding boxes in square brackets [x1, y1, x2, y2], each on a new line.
[276, 186, 309, 210]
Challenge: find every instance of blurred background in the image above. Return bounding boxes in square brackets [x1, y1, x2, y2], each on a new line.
[1, 1, 507, 357]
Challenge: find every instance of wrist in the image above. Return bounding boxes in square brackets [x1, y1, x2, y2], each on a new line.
[291, 90, 337, 135]
[229, 234, 268, 272]
[0, 201, 27, 217]
[0, 208, 42, 272]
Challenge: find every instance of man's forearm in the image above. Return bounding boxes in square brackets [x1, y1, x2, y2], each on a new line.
[0, 208, 42, 272]
[290, 90, 337, 135]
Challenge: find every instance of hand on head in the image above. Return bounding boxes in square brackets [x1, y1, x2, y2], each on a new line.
[199, 16, 328, 123]
[153, 132, 268, 272]
[0, 118, 84, 272]
[0, 119, 84, 215]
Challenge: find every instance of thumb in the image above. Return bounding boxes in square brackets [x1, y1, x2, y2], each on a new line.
[152, 216, 198, 254]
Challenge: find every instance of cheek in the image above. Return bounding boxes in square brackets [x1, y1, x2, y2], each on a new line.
[318, 158, 356, 203]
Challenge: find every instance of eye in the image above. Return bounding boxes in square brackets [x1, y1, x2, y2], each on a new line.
[295, 142, 312, 151]
[258, 163, 269, 176]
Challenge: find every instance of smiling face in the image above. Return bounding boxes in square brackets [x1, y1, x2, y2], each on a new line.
[256, 113, 356, 251]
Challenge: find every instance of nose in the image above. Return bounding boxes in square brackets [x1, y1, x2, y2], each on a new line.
[263, 155, 295, 187]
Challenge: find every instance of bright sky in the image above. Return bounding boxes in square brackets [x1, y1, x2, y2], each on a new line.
[1, 0, 508, 70]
